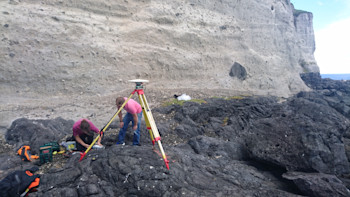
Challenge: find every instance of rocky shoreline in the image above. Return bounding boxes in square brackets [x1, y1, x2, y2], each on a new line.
[1, 73, 350, 196]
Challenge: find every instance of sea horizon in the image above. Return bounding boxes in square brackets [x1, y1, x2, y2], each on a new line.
[321, 73, 350, 80]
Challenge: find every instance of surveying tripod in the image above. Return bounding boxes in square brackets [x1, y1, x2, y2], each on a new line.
[80, 79, 169, 170]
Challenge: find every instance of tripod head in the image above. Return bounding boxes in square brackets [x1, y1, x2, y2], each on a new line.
[128, 79, 149, 89]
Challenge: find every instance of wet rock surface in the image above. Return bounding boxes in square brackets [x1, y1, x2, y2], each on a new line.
[1, 73, 350, 196]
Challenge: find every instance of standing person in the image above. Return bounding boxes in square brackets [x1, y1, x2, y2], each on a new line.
[116, 97, 142, 146]
[73, 119, 103, 151]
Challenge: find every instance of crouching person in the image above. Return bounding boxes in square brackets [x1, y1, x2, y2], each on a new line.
[73, 119, 103, 151]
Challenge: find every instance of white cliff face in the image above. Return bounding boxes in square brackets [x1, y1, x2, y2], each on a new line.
[0, 0, 317, 98]
[293, 10, 319, 73]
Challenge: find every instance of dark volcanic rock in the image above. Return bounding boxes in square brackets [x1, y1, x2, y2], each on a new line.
[301, 72, 350, 119]
[34, 142, 301, 197]
[164, 95, 350, 175]
[248, 97, 350, 175]
[5, 117, 74, 154]
[2, 73, 350, 196]
[283, 171, 350, 197]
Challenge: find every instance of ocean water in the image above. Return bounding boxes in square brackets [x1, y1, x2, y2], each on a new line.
[321, 74, 350, 80]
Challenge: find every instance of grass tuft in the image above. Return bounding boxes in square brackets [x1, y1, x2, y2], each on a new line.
[162, 98, 207, 107]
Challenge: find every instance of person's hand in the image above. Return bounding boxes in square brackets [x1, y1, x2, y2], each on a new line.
[132, 125, 137, 131]
[120, 122, 124, 128]
[96, 142, 102, 146]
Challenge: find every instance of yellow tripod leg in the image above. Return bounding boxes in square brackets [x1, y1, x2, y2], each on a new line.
[79, 92, 135, 161]
[138, 93, 169, 170]
[139, 94, 155, 146]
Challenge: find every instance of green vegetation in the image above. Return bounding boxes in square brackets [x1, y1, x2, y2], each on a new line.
[162, 95, 248, 107]
[299, 59, 316, 73]
[212, 95, 247, 100]
[162, 98, 207, 107]
[225, 96, 245, 100]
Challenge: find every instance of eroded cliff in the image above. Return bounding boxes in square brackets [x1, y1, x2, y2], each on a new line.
[0, 0, 319, 133]
[1, 0, 318, 98]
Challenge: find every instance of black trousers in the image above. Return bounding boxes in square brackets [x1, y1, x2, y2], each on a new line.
[75, 134, 93, 152]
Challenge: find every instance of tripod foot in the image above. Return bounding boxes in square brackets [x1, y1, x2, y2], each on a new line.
[164, 159, 170, 170]
[79, 152, 86, 162]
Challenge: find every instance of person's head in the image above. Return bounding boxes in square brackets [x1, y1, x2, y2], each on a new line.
[116, 97, 125, 108]
[80, 119, 93, 136]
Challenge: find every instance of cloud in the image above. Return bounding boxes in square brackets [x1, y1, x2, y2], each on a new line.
[314, 17, 350, 74]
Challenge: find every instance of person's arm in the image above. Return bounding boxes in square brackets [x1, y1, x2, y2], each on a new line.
[74, 135, 89, 149]
[97, 133, 103, 146]
[118, 111, 123, 122]
[118, 111, 124, 128]
[132, 113, 138, 130]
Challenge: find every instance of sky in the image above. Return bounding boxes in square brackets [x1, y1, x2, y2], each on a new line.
[290, 0, 350, 74]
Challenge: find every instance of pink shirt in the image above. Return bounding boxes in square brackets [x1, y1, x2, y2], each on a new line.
[73, 119, 100, 136]
[124, 97, 142, 114]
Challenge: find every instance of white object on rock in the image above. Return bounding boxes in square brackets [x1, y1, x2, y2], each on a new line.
[177, 94, 191, 101]
[93, 145, 105, 149]
[128, 79, 149, 83]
